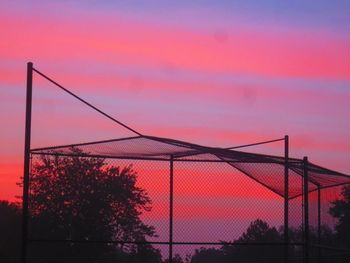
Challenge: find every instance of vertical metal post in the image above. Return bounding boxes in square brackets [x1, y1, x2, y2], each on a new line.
[284, 135, 289, 263]
[169, 156, 174, 263]
[21, 62, 33, 263]
[303, 157, 309, 263]
[317, 186, 321, 263]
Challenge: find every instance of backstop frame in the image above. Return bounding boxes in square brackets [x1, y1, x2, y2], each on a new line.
[21, 62, 350, 263]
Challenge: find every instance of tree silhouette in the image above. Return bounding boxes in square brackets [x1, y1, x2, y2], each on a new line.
[190, 247, 225, 263]
[0, 201, 21, 263]
[236, 219, 281, 243]
[28, 151, 159, 262]
[94, 244, 162, 263]
[163, 254, 184, 263]
[222, 219, 282, 263]
[329, 185, 350, 248]
[129, 243, 163, 263]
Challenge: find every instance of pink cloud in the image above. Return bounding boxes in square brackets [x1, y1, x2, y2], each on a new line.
[0, 163, 22, 202]
[1, 5, 350, 203]
[1, 10, 350, 79]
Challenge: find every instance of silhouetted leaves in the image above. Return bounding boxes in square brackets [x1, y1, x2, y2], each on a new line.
[3, 151, 349, 262]
[330, 186, 350, 248]
[190, 248, 224, 263]
[0, 201, 21, 263]
[28, 151, 159, 262]
[163, 254, 185, 263]
[222, 219, 283, 263]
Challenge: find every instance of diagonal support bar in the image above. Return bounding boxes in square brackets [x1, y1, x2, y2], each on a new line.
[32, 67, 142, 136]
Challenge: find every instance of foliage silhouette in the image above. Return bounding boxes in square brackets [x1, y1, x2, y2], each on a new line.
[128, 243, 163, 263]
[94, 243, 162, 263]
[163, 254, 185, 263]
[28, 151, 160, 263]
[190, 247, 225, 263]
[222, 219, 283, 263]
[329, 185, 350, 248]
[3, 149, 348, 262]
[236, 219, 281, 243]
[0, 201, 21, 263]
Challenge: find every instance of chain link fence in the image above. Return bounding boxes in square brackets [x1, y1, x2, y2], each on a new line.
[22, 65, 350, 263]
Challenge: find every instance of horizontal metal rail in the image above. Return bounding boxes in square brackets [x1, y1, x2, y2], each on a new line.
[28, 239, 304, 246]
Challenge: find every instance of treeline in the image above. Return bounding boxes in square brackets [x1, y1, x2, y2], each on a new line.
[1, 154, 350, 262]
[0, 200, 347, 263]
[173, 219, 339, 263]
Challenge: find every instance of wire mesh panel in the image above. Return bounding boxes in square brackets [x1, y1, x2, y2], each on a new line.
[27, 151, 350, 263]
[172, 160, 289, 261]
[22, 65, 350, 263]
[173, 161, 284, 243]
[172, 243, 300, 263]
[307, 185, 350, 263]
[28, 153, 291, 262]
[288, 169, 303, 236]
[28, 154, 170, 262]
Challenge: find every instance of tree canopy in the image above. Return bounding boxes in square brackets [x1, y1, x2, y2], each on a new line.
[221, 219, 283, 263]
[28, 151, 160, 262]
[329, 185, 350, 248]
[0, 201, 21, 263]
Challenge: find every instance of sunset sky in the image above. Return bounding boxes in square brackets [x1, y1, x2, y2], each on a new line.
[1, 0, 350, 212]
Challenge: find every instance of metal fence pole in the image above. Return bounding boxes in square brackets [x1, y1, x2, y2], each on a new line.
[317, 186, 321, 263]
[169, 156, 174, 263]
[21, 62, 33, 263]
[303, 157, 309, 263]
[284, 135, 289, 263]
